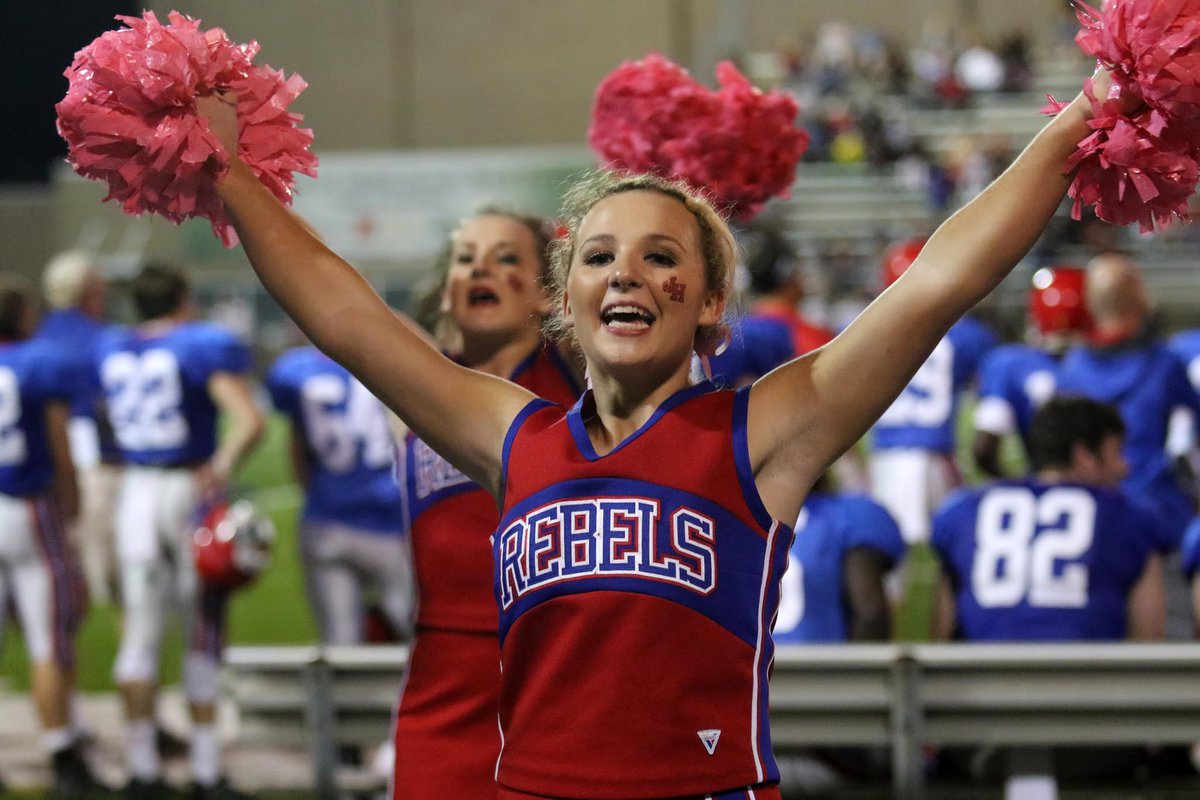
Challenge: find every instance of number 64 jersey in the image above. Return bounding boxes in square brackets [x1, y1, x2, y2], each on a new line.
[931, 479, 1173, 640]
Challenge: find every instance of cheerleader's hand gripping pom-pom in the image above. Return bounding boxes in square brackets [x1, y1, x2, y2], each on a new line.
[55, 10, 318, 247]
[589, 54, 809, 222]
[1045, 0, 1200, 232]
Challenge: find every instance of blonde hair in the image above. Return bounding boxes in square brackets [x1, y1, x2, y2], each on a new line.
[545, 171, 735, 352]
[42, 250, 97, 310]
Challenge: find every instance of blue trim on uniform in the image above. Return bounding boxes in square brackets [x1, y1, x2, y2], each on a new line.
[566, 380, 715, 461]
[732, 386, 776, 532]
[508, 348, 542, 383]
[501, 398, 556, 493]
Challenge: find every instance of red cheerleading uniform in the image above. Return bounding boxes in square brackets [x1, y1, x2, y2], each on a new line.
[493, 382, 793, 799]
[392, 344, 580, 800]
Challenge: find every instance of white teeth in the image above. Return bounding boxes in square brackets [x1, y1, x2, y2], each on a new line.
[605, 318, 650, 330]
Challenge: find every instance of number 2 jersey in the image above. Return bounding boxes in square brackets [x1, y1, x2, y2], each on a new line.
[493, 382, 793, 798]
[0, 338, 81, 496]
[268, 346, 403, 533]
[96, 322, 251, 466]
[932, 479, 1172, 641]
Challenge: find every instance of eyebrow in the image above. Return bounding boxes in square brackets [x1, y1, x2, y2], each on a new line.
[579, 233, 688, 251]
[453, 240, 522, 250]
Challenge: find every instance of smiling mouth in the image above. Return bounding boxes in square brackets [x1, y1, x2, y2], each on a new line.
[600, 304, 656, 331]
[468, 287, 500, 307]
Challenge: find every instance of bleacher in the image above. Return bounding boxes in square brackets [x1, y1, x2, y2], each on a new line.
[224, 643, 1200, 800]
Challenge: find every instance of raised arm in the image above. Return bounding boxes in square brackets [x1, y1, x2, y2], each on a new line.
[198, 96, 533, 496]
[750, 76, 1119, 522]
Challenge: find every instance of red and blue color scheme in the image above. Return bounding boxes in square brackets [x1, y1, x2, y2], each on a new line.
[493, 382, 791, 798]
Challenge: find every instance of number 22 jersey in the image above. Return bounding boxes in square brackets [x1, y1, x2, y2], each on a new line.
[494, 382, 793, 798]
[96, 322, 251, 465]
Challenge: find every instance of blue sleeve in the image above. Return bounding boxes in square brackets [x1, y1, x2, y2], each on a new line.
[265, 359, 297, 417]
[952, 318, 997, 388]
[1181, 517, 1200, 577]
[976, 348, 1012, 401]
[32, 343, 80, 404]
[1127, 496, 1177, 555]
[840, 496, 907, 566]
[1164, 351, 1200, 415]
[198, 325, 252, 377]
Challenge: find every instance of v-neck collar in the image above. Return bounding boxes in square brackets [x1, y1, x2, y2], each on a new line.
[566, 380, 714, 461]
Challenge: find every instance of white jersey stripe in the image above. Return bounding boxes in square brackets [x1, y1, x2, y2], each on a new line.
[750, 518, 779, 782]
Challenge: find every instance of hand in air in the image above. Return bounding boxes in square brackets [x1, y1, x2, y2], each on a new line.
[196, 91, 240, 160]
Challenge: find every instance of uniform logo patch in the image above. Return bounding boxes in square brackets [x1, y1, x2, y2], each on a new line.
[697, 729, 721, 755]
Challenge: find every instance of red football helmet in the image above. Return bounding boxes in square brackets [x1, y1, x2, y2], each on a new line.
[1029, 265, 1091, 335]
[881, 237, 927, 289]
[192, 499, 275, 589]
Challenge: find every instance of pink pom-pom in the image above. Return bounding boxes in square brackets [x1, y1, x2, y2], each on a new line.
[589, 54, 809, 222]
[1047, 0, 1200, 232]
[55, 11, 317, 247]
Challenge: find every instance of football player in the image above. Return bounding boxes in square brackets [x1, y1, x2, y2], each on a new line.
[97, 263, 264, 799]
[868, 237, 997, 545]
[972, 265, 1090, 477]
[0, 275, 102, 795]
[267, 345, 413, 646]
[1055, 254, 1199, 637]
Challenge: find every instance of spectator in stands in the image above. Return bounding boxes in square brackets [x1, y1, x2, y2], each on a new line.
[36, 251, 118, 606]
[972, 265, 1091, 477]
[1055, 253, 1199, 637]
[0, 276, 103, 797]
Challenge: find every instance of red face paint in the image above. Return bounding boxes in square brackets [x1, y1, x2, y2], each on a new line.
[663, 276, 686, 303]
[506, 273, 525, 293]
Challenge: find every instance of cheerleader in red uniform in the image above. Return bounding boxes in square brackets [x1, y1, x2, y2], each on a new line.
[392, 209, 580, 798]
[196, 67, 1128, 799]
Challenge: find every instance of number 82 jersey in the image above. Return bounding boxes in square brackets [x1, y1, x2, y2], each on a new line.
[932, 479, 1172, 640]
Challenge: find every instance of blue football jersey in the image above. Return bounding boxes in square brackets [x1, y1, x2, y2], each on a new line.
[704, 315, 794, 389]
[774, 492, 905, 643]
[1181, 517, 1200, 578]
[267, 347, 404, 534]
[1168, 329, 1200, 395]
[96, 322, 251, 466]
[1056, 341, 1200, 543]
[35, 309, 107, 421]
[973, 343, 1058, 445]
[0, 339, 81, 496]
[932, 479, 1170, 641]
[872, 316, 997, 453]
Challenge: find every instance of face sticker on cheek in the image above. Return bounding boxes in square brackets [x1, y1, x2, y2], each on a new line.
[506, 273, 526, 293]
[663, 276, 686, 303]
